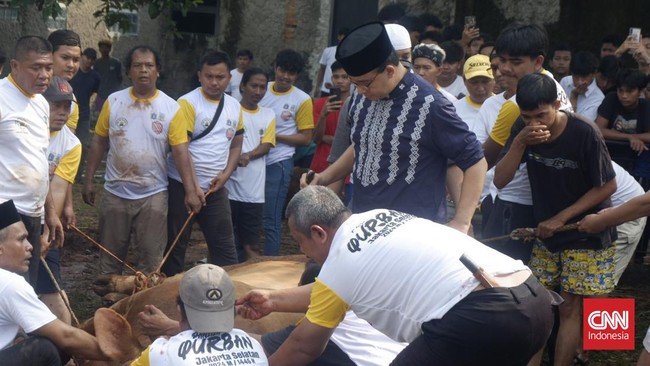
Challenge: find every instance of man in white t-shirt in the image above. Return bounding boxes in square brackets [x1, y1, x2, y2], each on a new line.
[83, 46, 202, 275]
[0, 200, 130, 364]
[448, 54, 495, 207]
[439, 41, 469, 99]
[225, 49, 252, 101]
[0, 36, 63, 286]
[559, 51, 604, 122]
[259, 49, 314, 256]
[238, 187, 555, 365]
[36, 76, 81, 325]
[129, 264, 268, 366]
[225, 67, 276, 262]
[313, 28, 349, 98]
[162, 50, 243, 276]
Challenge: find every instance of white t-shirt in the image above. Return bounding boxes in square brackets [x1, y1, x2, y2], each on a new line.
[225, 106, 276, 203]
[0, 76, 50, 217]
[611, 161, 644, 207]
[560, 76, 604, 122]
[331, 311, 406, 366]
[226, 69, 244, 101]
[140, 329, 268, 366]
[168, 88, 243, 192]
[441, 75, 468, 99]
[319, 46, 337, 93]
[96, 88, 188, 200]
[0, 268, 57, 350]
[475, 92, 508, 144]
[259, 83, 313, 165]
[453, 96, 485, 137]
[308, 210, 528, 343]
[437, 85, 458, 103]
[48, 126, 82, 184]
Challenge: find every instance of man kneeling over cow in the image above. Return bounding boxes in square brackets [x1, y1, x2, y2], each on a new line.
[0, 200, 132, 365]
[136, 186, 558, 365]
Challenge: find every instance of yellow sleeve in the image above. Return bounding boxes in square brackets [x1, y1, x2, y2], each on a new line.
[53, 144, 81, 184]
[177, 99, 196, 134]
[295, 98, 314, 130]
[488, 101, 521, 146]
[94, 100, 111, 138]
[262, 118, 277, 146]
[65, 96, 79, 130]
[130, 346, 151, 366]
[168, 108, 189, 146]
[236, 109, 244, 132]
[305, 278, 350, 329]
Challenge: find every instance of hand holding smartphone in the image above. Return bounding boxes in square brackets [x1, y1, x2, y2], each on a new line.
[330, 87, 341, 102]
[630, 27, 642, 43]
[465, 16, 477, 30]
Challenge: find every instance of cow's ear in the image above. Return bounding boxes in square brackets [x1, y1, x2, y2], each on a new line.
[94, 308, 140, 362]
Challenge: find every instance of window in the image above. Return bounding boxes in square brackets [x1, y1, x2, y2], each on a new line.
[0, 0, 18, 22]
[46, 3, 67, 31]
[172, 0, 219, 34]
[108, 9, 140, 37]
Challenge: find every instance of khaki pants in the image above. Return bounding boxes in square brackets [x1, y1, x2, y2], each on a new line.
[614, 216, 647, 284]
[98, 190, 168, 275]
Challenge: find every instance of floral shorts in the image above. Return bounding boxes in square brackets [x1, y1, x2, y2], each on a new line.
[528, 240, 616, 295]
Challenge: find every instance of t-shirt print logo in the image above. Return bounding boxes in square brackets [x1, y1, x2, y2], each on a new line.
[152, 121, 163, 134]
[583, 298, 634, 350]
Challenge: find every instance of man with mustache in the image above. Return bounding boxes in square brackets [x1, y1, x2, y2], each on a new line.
[162, 50, 243, 276]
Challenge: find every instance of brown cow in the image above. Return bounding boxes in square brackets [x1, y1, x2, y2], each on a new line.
[81, 255, 308, 365]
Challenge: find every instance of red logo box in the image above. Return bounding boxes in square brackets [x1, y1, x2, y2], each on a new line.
[583, 298, 634, 350]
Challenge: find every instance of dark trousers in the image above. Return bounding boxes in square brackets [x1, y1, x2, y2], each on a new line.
[262, 326, 355, 366]
[162, 178, 237, 276]
[20, 214, 42, 287]
[0, 335, 67, 366]
[390, 276, 554, 366]
[482, 196, 536, 263]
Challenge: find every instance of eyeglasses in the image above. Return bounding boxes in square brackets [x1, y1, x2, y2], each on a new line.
[350, 71, 381, 89]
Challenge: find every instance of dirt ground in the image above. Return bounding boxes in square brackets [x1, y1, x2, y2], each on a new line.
[62, 183, 649, 365]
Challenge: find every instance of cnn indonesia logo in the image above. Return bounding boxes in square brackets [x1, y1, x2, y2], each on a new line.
[583, 298, 635, 350]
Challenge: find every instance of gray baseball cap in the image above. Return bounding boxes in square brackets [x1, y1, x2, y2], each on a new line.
[42, 76, 74, 103]
[180, 264, 235, 333]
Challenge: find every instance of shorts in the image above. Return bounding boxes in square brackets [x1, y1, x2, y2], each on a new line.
[35, 248, 61, 294]
[529, 240, 616, 295]
[230, 200, 263, 250]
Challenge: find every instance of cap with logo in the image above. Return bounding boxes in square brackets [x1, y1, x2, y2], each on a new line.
[0, 200, 21, 231]
[180, 264, 235, 333]
[336, 21, 393, 77]
[43, 76, 74, 103]
[463, 54, 494, 80]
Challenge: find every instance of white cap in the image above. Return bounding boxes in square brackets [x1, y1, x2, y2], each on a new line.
[385, 23, 411, 51]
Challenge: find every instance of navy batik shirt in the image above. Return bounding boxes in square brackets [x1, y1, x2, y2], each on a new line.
[348, 71, 484, 223]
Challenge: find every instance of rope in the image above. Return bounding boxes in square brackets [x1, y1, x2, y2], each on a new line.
[69, 224, 139, 274]
[39, 257, 80, 327]
[480, 223, 580, 243]
[155, 189, 214, 274]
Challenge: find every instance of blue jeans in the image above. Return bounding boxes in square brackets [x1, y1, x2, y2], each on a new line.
[263, 158, 293, 256]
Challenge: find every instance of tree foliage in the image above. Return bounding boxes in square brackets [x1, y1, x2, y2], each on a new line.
[10, 0, 203, 33]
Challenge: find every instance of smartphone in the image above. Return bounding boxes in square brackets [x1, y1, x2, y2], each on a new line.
[330, 87, 341, 102]
[465, 16, 476, 30]
[630, 27, 642, 43]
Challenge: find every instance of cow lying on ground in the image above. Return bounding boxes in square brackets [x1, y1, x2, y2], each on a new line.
[81, 255, 308, 365]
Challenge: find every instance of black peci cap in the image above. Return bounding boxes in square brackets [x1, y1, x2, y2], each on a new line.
[336, 22, 393, 77]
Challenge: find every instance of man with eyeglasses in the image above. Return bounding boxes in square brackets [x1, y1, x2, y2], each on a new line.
[161, 50, 243, 276]
[305, 22, 486, 234]
[83, 46, 202, 276]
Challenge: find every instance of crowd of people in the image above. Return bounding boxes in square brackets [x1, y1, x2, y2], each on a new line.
[2, 2, 650, 365]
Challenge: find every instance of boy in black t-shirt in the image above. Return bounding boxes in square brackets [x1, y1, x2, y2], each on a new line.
[494, 73, 617, 366]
